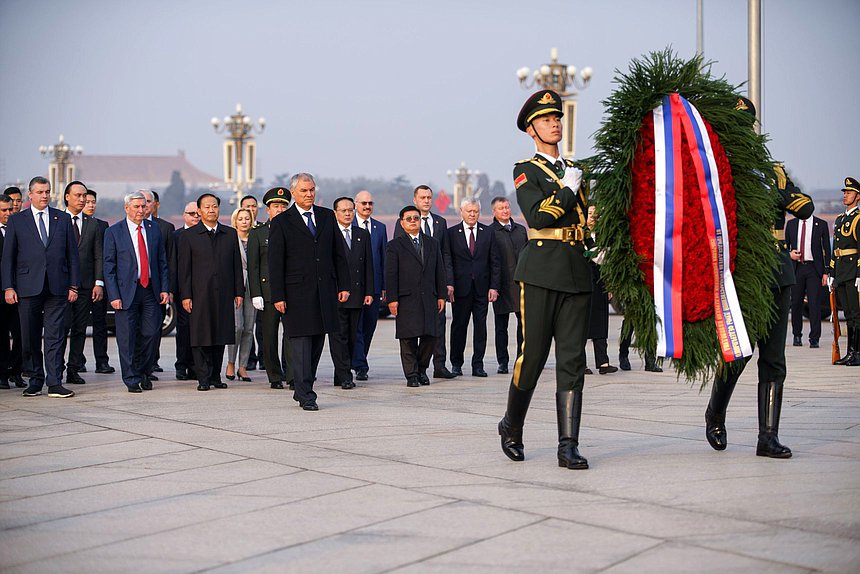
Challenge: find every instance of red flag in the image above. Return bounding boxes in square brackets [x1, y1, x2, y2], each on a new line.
[435, 189, 451, 213]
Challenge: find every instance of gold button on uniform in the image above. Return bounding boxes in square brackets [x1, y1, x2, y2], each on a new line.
[537, 241, 543, 247]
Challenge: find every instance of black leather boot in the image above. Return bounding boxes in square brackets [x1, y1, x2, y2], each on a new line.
[557, 390, 588, 469]
[834, 327, 855, 365]
[756, 381, 792, 458]
[705, 374, 737, 451]
[498, 383, 535, 461]
[846, 328, 860, 366]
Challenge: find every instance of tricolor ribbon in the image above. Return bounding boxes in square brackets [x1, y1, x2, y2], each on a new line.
[652, 93, 752, 362]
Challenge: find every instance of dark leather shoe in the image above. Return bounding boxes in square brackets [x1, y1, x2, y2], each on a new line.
[270, 381, 284, 389]
[355, 370, 368, 381]
[705, 405, 728, 450]
[809, 340, 819, 348]
[450, 366, 463, 376]
[288, 381, 295, 390]
[176, 371, 190, 380]
[333, 380, 342, 387]
[497, 364, 509, 374]
[792, 335, 802, 347]
[127, 384, 143, 393]
[95, 365, 115, 374]
[140, 376, 153, 391]
[77, 366, 87, 373]
[148, 374, 159, 381]
[472, 368, 488, 377]
[498, 418, 524, 461]
[644, 363, 663, 373]
[225, 374, 236, 381]
[433, 368, 456, 379]
[211, 382, 228, 389]
[584, 368, 593, 375]
[756, 434, 792, 458]
[619, 356, 631, 371]
[0, 378, 9, 389]
[197, 384, 210, 391]
[67, 371, 86, 385]
[152, 364, 164, 373]
[341, 380, 356, 389]
[301, 400, 319, 411]
[418, 372, 430, 386]
[10, 375, 26, 388]
[406, 376, 420, 387]
[598, 364, 618, 375]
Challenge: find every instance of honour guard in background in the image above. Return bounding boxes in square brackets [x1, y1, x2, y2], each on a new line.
[704, 97, 814, 459]
[498, 90, 593, 470]
[830, 177, 860, 366]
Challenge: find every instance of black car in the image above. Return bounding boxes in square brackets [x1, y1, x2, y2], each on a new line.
[103, 302, 177, 336]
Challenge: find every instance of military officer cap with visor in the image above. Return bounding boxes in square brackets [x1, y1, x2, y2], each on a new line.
[263, 187, 291, 205]
[517, 89, 564, 132]
[841, 177, 859, 196]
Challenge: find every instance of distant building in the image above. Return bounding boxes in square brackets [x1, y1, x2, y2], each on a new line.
[73, 150, 221, 199]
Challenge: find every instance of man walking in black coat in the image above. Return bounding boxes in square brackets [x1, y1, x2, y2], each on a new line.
[268, 173, 349, 411]
[447, 198, 501, 377]
[488, 196, 528, 374]
[0, 194, 24, 389]
[62, 181, 103, 386]
[177, 193, 244, 392]
[387, 206, 447, 387]
[785, 211, 831, 348]
[329, 197, 374, 389]
[82, 189, 115, 374]
[172, 201, 201, 380]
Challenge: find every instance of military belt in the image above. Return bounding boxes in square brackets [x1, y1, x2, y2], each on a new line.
[528, 226, 585, 243]
[834, 248, 858, 257]
[772, 230, 785, 241]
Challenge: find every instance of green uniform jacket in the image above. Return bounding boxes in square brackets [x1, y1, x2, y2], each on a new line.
[512, 155, 592, 294]
[247, 221, 271, 302]
[831, 206, 860, 286]
[772, 164, 814, 288]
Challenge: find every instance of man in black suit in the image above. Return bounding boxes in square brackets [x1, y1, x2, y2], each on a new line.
[394, 185, 456, 379]
[488, 196, 528, 375]
[2, 176, 80, 398]
[142, 190, 175, 376]
[329, 197, 374, 390]
[177, 193, 244, 392]
[0, 194, 24, 389]
[82, 189, 114, 374]
[248, 188, 292, 390]
[447, 198, 501, 377]
[387, 206, 447, 387]
[172, 201, 201, 380]
[785, 212, 831, 348]
[268, 173, 350, 411]
[61, 181, 104, 386]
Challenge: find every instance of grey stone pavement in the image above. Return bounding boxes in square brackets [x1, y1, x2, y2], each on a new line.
[1, 315, 858, 573]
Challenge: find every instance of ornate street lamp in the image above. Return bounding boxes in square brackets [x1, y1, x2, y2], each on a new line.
[39, 134, 82, 207]
[516, 47, 592, 158]
[211, 103, 265, 204]
[447, 161, 480, 210]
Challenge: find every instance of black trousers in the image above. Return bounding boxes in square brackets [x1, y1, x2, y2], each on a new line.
[174, 303, 193, 374]
[836, 281, 860, 330]
[90, 297, 110, 367]
[450, 288, 489, 370]
[329, 307, 361, 384]
[790, 262, 823, 342]
[192, 345, 226, 386]
[261, 302, 292, 384]
[64, 287, 93, 373]
[432, 306, 448, 371]
[18, 287, 69, 389]
[494, 311, 523, 368]
[589, 338, 609, 367]
[0, 302, 22, 377]
[352, 295, 381, 374]
[291, 334, 325, 404]
[114, 285, 160, 389]
[399, 336, 435, 378]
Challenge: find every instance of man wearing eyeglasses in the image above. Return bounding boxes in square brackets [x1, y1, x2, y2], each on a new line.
[351, 190, 387, 382]
[171, 201, 201, 380]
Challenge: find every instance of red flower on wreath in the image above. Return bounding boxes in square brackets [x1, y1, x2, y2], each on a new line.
[629, 112, 738, 323]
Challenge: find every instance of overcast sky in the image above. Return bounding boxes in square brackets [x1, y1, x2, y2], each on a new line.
[1, 0, 857, 197]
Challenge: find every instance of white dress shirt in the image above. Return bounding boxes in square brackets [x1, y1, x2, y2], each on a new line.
[355, 215, 372, 236]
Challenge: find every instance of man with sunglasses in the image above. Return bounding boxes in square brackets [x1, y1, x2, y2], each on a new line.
[171, 202, 201, 380]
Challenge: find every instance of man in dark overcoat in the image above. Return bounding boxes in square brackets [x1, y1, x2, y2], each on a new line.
[177, 193, 244, 391]
[268, 173, 349, 411]
[386, 206, 447, 387]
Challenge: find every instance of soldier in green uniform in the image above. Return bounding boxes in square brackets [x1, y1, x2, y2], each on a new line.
[247, 187, 294, 389]
[830, 177, 860, 366]
[704, 97, 814, 459]
[498, 90, 592, 470]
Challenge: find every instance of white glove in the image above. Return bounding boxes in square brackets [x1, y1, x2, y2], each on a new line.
[828, 276, 835, 290]
[855, 278, 860, 290]
[252, 296, 265, 311]
[561, 166, 582, 192]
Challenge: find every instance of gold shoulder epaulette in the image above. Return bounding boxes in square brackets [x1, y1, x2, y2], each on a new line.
[515, 158, 532, 165]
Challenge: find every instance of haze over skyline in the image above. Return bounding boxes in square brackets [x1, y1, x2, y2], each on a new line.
[1, 0, 857, 197]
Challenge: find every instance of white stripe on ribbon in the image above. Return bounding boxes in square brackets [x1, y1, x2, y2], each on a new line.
[652, 104, 669, 358]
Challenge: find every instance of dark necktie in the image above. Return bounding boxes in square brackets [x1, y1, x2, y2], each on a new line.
[468, 226, 476, 255]
[422, 216, 432, 237]
[304, 212, 316, 236]
[412, 236, 420, 252]
[363, 219, 370, 236]
[554, 160, 564, 177]
[38, 212, 48, 246]
[504, 223, 512, 232]
[72, 215, 81, 244]
[137, 225, 150, 288]
[799, 220, 807, 261]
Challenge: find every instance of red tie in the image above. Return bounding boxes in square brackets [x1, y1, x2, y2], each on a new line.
[137, 225, 150, 288]
[799, 220, 806, 262]
[468, 226, 476, 255]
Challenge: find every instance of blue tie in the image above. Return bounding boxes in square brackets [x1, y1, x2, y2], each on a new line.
[304, 212, 316, 236]
[38, 212, 48, 246]
[412, 237, 420, 252]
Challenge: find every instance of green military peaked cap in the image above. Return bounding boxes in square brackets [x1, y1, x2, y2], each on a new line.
[263, 187, 291, 205]
[517, 89, 563, 132]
